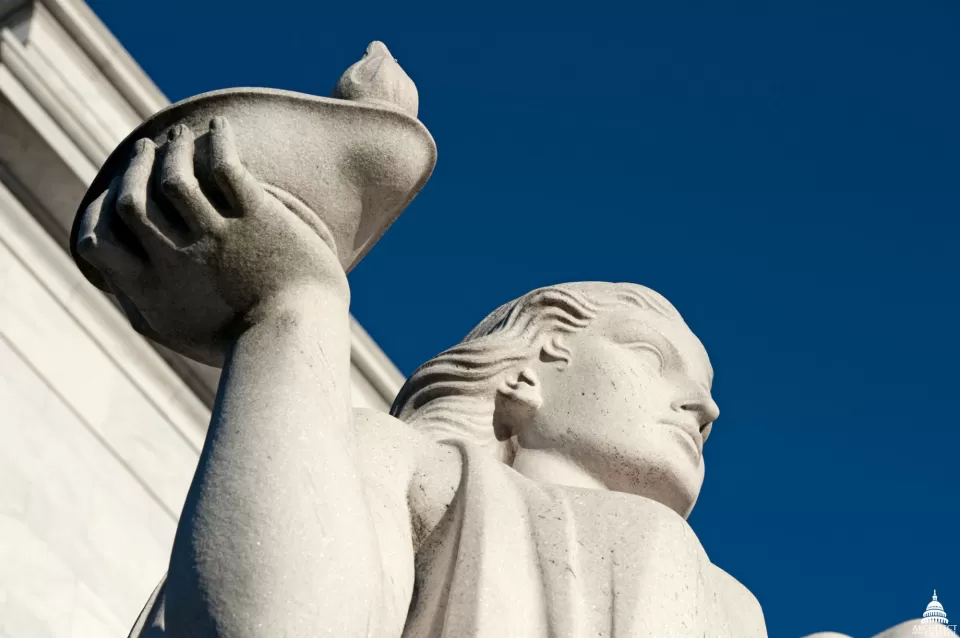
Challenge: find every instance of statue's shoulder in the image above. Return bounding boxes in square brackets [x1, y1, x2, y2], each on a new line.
[351, 408, 460, 476]
[709, 564, 767, 638]
[352, 409, 463, 548]
[352, 408, 424, 466]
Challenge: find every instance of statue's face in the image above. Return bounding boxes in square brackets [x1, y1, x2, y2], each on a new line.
[521, 307, 718, 517]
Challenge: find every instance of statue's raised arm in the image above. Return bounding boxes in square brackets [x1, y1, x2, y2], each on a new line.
[72, 42, 436, 637]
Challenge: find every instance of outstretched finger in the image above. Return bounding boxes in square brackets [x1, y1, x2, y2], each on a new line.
[76, 179, 145, 282]
[209, 116, 263, 215]
[117, 139, 177, 258]
[158, 124, 224, 236]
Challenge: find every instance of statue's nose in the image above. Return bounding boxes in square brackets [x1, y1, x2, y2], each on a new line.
[673, 388, 720, 427]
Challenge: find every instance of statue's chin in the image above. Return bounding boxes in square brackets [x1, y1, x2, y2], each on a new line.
[617, 461, 702, 520]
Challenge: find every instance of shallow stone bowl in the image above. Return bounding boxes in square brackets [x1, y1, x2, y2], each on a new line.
[71, 87, 437, 292]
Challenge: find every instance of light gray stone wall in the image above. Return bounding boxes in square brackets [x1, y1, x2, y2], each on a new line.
[0, 338, 174, 636]
[1, 180, 189, 636]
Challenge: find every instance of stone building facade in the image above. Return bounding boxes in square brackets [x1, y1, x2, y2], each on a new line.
[0, 1, 404, 634]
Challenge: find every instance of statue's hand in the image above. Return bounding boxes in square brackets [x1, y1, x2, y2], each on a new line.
[75, 116, 347, 367]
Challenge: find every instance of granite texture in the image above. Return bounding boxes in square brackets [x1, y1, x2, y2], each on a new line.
[70, 40, 923, 638]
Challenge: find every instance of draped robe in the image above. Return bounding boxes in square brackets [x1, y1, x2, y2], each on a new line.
[403, 442, 765, 638]
[129, 441, 765, 637]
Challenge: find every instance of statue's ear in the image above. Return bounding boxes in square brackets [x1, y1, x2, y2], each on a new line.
[539, 336, 572, 368]
[492, 367, 542, 441]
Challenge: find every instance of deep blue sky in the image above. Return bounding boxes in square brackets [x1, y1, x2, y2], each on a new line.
[89, 1, 959, 635]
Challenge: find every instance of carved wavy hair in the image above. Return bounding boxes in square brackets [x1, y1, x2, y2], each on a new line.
[390, 282, 683, 463]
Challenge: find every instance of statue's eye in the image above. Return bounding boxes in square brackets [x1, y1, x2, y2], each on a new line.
[624, 342, 665, 373]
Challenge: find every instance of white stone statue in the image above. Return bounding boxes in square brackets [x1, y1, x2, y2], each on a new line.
[70, 41, 926, 638]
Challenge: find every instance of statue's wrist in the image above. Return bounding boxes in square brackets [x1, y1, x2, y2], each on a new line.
[245, 281, 350, 331]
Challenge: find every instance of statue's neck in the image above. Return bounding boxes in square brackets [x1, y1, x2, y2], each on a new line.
[509, 446, 695, 521]
[511, 447, 607, 491]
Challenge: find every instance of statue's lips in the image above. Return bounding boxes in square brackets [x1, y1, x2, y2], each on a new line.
[662, 420, 704, 458]
[71, 87, 438, 292]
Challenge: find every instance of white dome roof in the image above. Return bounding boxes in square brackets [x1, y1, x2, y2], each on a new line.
[921, 591, 950, 626]
[927, 590, 945, 612]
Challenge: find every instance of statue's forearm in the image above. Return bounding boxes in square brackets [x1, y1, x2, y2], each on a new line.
[164, 287, 382, 637]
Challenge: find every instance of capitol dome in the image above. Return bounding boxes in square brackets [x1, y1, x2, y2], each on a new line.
[922, 590, 950, 625]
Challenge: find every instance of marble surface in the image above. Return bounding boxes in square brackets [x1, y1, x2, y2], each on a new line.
[0, 337, 174, 637]
[0, 183, 191, 636]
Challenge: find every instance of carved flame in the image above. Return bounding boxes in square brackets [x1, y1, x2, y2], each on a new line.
[331, 41, 419, 118]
